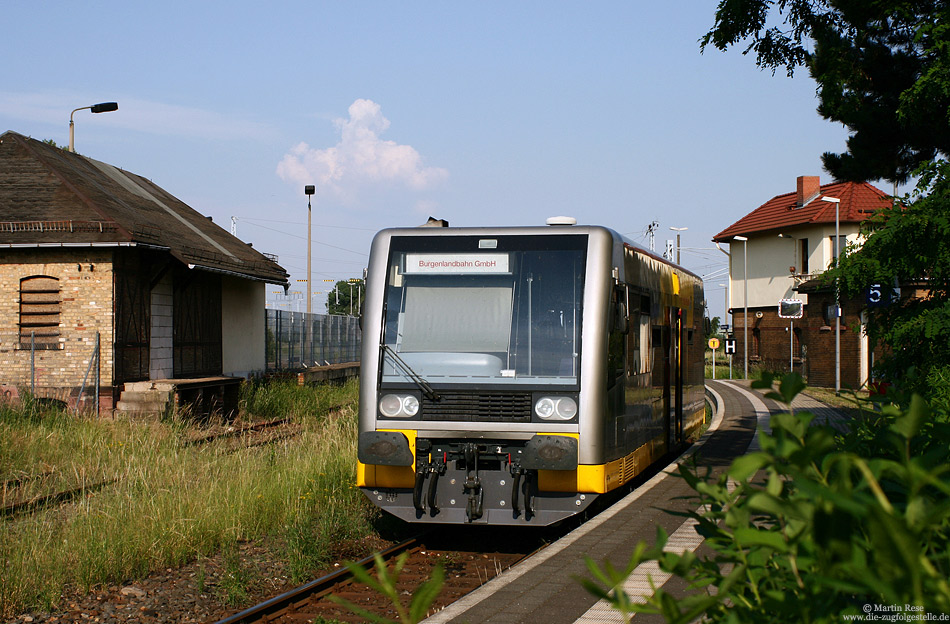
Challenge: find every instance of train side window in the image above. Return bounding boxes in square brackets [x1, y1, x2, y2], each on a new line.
[612, 286, 628, 334]
[627, 310, 650, 375]
[640, 315, 651, 372]
[625, 292, 652, 375]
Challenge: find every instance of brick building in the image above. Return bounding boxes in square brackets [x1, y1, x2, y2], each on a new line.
[0, 131, 289, 413]
[712, 175, 891, 389]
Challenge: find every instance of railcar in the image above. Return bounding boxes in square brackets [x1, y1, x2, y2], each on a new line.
[357, 219, 705, 525]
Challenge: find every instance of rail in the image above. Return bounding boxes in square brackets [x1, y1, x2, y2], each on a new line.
[213, 536, 423, 624]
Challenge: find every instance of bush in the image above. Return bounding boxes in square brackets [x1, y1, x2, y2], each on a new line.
[583, 373, 950, 622]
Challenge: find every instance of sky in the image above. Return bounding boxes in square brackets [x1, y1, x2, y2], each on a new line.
[1, 1, 856, 319]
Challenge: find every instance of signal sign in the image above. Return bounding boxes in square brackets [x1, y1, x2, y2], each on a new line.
[724, 338, 737, 355]
[866, 283, 899, 307]
[708, 337, 720, 350]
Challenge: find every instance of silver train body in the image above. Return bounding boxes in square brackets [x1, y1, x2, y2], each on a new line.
[357, 224, 705, 525]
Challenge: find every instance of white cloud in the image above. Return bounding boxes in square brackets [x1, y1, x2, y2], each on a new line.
[276, 99, 448, 197]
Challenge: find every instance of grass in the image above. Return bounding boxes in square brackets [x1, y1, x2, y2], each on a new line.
[0, 379, 372, 618]
[704, 362, 737, 379]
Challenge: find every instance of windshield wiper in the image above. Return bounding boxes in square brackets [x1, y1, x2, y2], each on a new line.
[382, 345, 440, 402]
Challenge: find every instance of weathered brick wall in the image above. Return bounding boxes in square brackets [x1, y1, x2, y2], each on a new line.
[0, 249, 115, 411]
[731, 297, 865, 388]
[801, 291, 865, 389]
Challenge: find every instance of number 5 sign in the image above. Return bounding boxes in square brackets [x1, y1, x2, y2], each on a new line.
[867, 283, 899, 307]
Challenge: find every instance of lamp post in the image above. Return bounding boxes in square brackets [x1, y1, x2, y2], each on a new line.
[822, 195, 842, 393]
[670, 226, 688, 264]
[719, 283, 731, 379]
[733, 235, 749, 379]
[69, 102, 118, 152]
[304, 185, 315, 365]
[719, 283, 728, 328]
[778, 233, 797, 374]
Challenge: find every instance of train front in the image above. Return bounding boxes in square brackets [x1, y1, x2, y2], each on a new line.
[357, 227, 599, 525]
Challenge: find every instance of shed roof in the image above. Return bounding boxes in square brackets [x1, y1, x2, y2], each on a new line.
[0, 131, 288, 285]
[712, 179, 891, 242]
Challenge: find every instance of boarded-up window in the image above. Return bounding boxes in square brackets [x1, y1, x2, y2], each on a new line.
[19, 276, 62, 349]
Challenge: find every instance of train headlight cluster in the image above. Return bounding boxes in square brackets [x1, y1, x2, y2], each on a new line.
[534, 396, 577, 421]
[379, 393, 420, 418]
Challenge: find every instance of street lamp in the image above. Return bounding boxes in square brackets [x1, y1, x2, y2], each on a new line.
[719, 282, 732, 379]
[822, 195, 842, 393]
[718, 283, 728, 327]
[670, 227, 688, 264]
[305, 185, 315, 366]
[733, 235, 749, 379]
[69, 102, 118, 152]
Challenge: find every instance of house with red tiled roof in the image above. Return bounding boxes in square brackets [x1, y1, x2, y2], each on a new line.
[712, 175, 891, 388]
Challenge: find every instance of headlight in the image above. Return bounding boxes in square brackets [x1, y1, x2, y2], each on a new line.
[534, 397, 555, 419]
[379, 394, 403, 417]
[555, 397, 578, 419]
[379, 393, 420, 418]
[402, 395, 420, 416]
[534, 396, 577, 421]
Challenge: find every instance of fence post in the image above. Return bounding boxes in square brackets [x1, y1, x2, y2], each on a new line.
[77, 331, 101, 413]
[95, 331, 100, 415]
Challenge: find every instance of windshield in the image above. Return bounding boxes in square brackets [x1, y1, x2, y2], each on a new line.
[381, 234, 586, 387]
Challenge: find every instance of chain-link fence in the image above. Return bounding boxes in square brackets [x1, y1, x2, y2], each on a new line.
[0, 329, 102, 411]
[265, 310, 361, 371]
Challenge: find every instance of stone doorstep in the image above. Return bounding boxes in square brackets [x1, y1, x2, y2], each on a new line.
[115, 400, 170, 413]
[123, 381, 176, 393]
[119, 390, 174, 403]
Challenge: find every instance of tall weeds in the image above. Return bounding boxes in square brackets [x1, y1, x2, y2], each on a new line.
[0, 379, 371, 617]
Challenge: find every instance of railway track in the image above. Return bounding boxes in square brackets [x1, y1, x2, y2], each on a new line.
[211, 444, 688, 624]
[3, 412, 338, 521]
[1, 476, 117, 519]
[214, 530, 541, 624]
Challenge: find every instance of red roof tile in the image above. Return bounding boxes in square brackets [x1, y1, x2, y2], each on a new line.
[712, 180, 891, 242]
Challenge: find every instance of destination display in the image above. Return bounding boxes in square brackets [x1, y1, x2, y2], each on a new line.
[404, 253, 510, 274]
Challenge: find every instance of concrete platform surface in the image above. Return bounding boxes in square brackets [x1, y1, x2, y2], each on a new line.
[423, 380, 783, 624]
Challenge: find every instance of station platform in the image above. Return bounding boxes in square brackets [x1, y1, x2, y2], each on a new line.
[423, 379, 826, 624]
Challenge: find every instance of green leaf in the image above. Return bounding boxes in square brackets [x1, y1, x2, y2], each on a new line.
[752, 373, 775, 390]
[409, 563, 445, 623]
[327, 594, 399, 624]
[778, 373, 806, 404]
[728, 452, 770, 482]
[733, 527, 790, 553]
[890, 394, 929, 440]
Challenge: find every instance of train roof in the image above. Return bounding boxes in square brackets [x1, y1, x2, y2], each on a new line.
[371, 223, 701, 282]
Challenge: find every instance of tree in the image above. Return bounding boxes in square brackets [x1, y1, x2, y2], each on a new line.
[703, 0, 950, 396]
[705, 315, 723, 341]
[835, 161, 950, 394]
[701, 0, 950, 185]
[327, 278, 364, 317]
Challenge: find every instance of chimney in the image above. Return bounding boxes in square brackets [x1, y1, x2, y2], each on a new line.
[796, 176, 821, 208]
